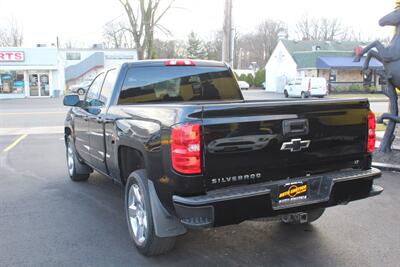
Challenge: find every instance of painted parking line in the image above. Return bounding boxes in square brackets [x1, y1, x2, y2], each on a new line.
[0, 126, 64, 136]
[2, 134, 28, 153]
[0, 111, 66, 116]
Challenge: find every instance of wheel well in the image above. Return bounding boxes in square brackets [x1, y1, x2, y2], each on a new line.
[119, 146, 145, 185]
[64, 127, 72, 144]
[65, 127, 72, 136]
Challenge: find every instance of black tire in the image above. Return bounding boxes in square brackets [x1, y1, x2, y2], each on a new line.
[77, 88, 85, 95]
[301, 91, 307, 99]
[66, 135, 90, 181]
[125, 170, 176, 256]
[280, 208, 325, 225]
[284, 90, 289, 98]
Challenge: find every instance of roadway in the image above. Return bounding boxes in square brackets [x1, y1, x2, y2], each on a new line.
[0, 94, 398, 267]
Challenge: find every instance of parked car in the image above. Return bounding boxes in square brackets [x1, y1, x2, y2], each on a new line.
[69, 81, 92, 95]
[237, 80, 250, 90]
[63, 59, 381, 256]
[284, 77, 328, 98]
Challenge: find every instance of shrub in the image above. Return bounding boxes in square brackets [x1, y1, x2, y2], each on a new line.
[254, 69, 265, 87]
[238, 74, 247, 82]
[348, 84, 363, 91]
[246, 73, 255, 86]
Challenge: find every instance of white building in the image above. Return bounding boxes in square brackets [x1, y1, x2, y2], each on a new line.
[264, 40, 297, 92]
[0, 47, 137, 99]
[264, 39, 373, 92]
[61, 48, 137, 88]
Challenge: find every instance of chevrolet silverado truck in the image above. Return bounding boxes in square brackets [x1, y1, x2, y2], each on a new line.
[63, 59, 383, 256]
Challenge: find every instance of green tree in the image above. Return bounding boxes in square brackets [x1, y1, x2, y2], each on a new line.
[254, 69, 265, 87]
[246, 73, 255, 86]
[187, 31, 206, 59]
[238, 74, 247, 81]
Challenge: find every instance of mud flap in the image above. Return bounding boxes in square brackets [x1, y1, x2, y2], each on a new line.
[148, 180, 187, 238]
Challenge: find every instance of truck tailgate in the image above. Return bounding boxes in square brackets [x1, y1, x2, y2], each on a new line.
[201, 99, 370, 189]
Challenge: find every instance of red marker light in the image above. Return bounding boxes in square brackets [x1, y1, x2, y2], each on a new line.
[166, 60, 195, 66]
[367, 111, 376, 153]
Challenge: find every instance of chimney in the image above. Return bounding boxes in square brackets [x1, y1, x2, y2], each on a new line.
[277, 31, 287, 40]
[312, 45, 321, 51]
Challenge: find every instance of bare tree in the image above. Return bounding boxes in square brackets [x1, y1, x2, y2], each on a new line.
[234, 20, 286, 69]
[103, 21, 133, 48]
[0, 18, 23, 47]
[119, 0, 174, 59]
[152, 39, 177, 58]
[256, 19, 287, 65]
[296, 15, 347, 41]
[296, 15, 313, 41]
[204, 31, 223, 61]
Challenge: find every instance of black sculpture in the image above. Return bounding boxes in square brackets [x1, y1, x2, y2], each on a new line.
[354, 8, 400, 152]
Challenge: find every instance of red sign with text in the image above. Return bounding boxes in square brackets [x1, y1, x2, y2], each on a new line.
[0, 51, 25, 62]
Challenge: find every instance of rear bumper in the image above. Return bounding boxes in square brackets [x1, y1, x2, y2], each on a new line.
[173, 168, 382, 228]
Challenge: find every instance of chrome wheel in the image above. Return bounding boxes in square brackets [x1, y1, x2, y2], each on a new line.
[128, 183, 148, 245]
[67, 142, 74, 176]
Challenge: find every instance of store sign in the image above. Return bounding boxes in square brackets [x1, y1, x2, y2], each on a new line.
[0, 51, 25, 62]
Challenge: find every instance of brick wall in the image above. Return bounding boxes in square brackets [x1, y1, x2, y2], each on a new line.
[336, 70, 363, 82]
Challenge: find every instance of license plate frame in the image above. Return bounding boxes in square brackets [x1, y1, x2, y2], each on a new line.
[271, 176, 327, 209]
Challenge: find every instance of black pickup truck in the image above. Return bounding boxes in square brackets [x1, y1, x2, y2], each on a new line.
[63, 59, 382, 256]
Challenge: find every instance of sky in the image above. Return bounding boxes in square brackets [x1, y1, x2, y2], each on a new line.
[0, 0, 396, 47]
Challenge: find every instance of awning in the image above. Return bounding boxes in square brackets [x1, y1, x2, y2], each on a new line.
[316, 56, 383, 70]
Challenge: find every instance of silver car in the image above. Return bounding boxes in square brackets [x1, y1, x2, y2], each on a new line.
[69, 81, 92, 95]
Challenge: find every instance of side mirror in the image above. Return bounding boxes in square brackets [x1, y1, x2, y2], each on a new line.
[63, 95, 80, 107]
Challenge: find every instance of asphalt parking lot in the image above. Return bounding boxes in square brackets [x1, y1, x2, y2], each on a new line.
[0, 95, 399, 267]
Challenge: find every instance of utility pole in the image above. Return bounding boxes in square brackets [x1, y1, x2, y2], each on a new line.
[222, 0, 234, 67]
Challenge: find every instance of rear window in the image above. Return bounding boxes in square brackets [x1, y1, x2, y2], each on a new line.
[118, 66, 242, 104]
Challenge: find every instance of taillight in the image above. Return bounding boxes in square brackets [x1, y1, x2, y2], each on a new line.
[171, 124, 201, 174]
[308, 79, 311, 92]
[166, 60, 195, 66]
[367, 111, 376, 153]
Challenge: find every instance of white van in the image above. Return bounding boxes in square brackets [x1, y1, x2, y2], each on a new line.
[284, 77, 328, 98]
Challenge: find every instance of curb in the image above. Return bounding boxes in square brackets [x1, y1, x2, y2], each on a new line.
[368, 98, 389, 103]
[372, 162, 400, 172]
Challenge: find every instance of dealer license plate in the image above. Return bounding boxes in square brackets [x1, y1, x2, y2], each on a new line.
[277, 180, 308, 204]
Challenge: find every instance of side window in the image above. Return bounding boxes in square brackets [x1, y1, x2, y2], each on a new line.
[85, 73, 105, 107]
[98, 69, 117, 106]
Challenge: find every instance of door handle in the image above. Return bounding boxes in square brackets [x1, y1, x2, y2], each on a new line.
[84, 116, 89, 122]
[96, 117, 113, 124]
[282, 119, 309, 136]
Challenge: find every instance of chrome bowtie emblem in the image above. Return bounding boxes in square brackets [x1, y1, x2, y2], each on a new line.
[280, 138, 310, 152]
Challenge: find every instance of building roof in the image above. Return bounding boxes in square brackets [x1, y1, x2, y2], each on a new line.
[316, 56, 383, 70]
[280, 39, 370, 69]
[281, 39, 364, 54]
[292, 51, 353, 69]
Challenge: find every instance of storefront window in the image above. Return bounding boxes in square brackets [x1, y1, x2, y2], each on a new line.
[29, 71, 50, 97]
[0, 71, 25, 94]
